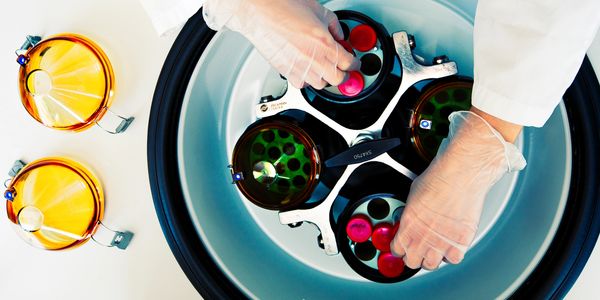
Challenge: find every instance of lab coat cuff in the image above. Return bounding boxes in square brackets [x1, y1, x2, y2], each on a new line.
[145, 0, 203, 36]
[472, 86, 558, 128]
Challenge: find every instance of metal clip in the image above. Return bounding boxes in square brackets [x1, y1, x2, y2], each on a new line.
[91, 221, 134, 250]
[15, 35, 42, 66]
[8, 160, 26, 177]
[4, 160, 27, 201]
[228, 165, 244, 184]
[95, 108, 134, 134]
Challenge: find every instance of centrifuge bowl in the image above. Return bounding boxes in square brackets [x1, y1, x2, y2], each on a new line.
[148, 2, 600, 299]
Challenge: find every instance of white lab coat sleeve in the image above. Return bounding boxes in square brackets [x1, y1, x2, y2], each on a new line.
[139, 0, 204, 36]
[472, 0, 600, 127]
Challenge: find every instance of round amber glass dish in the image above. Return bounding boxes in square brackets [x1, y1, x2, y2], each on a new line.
[232, 120, 322, 210]
[18, 34, 115, 131]
[411, 80, 473, 161]
[5, 157, 104, 250]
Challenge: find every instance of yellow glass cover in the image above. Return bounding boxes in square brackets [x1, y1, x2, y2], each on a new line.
[5, 158, 104, 250]
[18, 34, 115, 131]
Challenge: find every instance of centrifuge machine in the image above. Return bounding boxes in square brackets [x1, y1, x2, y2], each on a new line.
[147, 1, 600, 298]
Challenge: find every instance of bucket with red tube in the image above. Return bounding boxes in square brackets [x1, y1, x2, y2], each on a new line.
[302, 10, 402, 130]
[337, 193, 418, 283]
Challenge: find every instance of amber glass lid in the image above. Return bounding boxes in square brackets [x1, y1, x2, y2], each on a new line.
[232, 120, 321, 210]
[411, 80, 473, 161]
[18, 34, 114, 131]
[4, 158, 104, 250]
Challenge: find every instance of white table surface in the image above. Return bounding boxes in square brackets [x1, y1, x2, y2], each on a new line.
[0, 1, 597, 299]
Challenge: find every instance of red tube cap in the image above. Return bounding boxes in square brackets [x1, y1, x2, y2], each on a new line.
[338, 71, 364, 97]
[346, 214, 372, 243]
[378, 252, 405, 278]
[349, 24, 377, 52]
[371, 223, 395, 252]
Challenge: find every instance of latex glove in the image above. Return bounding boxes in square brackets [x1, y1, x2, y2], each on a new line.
[391, 111, 526, 270]
[203, 0, 360, 89]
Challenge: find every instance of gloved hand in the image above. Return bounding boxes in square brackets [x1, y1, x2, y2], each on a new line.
[203, 0, 360, 89]
[391, 111, 526, 270]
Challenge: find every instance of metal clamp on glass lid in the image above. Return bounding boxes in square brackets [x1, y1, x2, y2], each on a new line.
[231, 118, 321, 210]
[4, 158, 133, 250]
[16, 34, 133, 134]
[411, 78, 473, 161]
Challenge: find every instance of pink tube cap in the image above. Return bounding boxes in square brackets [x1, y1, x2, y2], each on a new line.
[346, 214, 373, 243]
[338, 71, 364, 97]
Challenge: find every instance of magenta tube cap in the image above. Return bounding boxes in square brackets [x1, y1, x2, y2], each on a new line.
[338, 71, 364, 97]
[346, 214, 372, 243]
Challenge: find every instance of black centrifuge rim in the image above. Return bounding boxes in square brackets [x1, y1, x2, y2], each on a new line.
[147, 9, 600, 299]
[147, 9, 245, 299]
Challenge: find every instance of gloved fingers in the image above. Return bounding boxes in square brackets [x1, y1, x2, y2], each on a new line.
[390, 208, 420, 258]
[410, 216, 471, 261]
[286, 57, 332, 89]
[390, 231, 411, 258]
[305, 72, 328, 90]
[280, 41, 346, 89]
[326, 42, 360, 72]
[312, 79, 328, 90]
[505, 142, 528, 171]
[297, 44, 319, 86]
[287, 63, 334, 89]
[321, 65, 348, 87]
[287, 73, 306, 89]
[307, 0, 344, 41]
[395, 203, 472, 268]
[286, 73, 307, 89]
[403, 244, 425, 269]
[304, 43, 347, 86]
[285, 57, 315, 89]
[401, 229, 446, 269]
[276, 46, 303, 88]
[445, 245, 466, 264]
[422, 249, 445, 270]
[261, 25, 357, 88]
[323, 7, 345, 41]
[320, 42, 361, 86]
[426, 217, 476, 248]
[332, 53, 361, 72]
[302, 62, 329, 90]
[395, 221, 426, 269]
[406, 199, 478, 247]
[439, 224, 476, 248]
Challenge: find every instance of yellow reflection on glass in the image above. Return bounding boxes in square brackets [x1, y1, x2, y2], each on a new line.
[5, 158, 104, 250]
[18, 34, 114, 131]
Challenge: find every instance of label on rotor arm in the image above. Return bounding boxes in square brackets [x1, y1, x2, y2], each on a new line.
[324, 138, 401, 167]
[256, 99, 291, 118]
